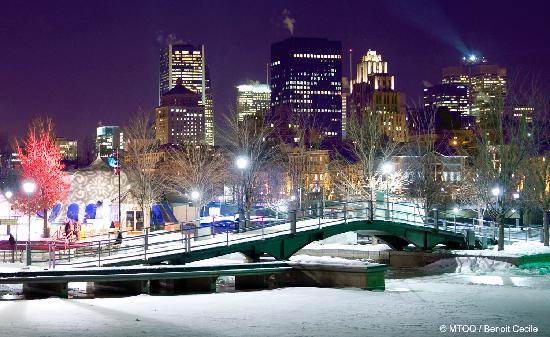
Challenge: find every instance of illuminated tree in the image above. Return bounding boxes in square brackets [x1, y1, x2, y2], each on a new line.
[14, 119, 70, 238]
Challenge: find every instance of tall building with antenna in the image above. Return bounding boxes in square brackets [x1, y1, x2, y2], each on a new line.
[159, 41, 214, 145]
[441, 54, 507, 121]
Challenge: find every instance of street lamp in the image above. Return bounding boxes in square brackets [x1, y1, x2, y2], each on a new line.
[236, 156, 249, 170]
[381, 162, 394, 219]
[512, 192, 523, 230]
[5, 191, 13, 235]
[236, 156, 249, 232]
[22, 181, 36, 266]
[491, 185, 502, 244]
[190, 190, 200, 227]
[453, 207, 459, 232]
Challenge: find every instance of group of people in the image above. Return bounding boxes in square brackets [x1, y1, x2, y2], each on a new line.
[63, 219, 80, 240]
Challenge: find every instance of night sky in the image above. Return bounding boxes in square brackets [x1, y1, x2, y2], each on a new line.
[2, 0, 549, 145]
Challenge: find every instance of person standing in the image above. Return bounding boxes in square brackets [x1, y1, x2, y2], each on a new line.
[8, 234, 16, 263]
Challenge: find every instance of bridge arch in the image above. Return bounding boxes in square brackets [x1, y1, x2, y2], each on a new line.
[242, 219, 466, 261]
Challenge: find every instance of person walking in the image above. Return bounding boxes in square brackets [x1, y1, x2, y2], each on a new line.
[8, 234, 16, 263]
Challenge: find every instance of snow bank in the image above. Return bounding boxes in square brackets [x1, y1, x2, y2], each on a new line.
[289, 254, 366, 266]
[185, 253, 246, 266]
[320, 232, 357, 244]
[492, 241, 550, 256]
[421, 257, 516, 274]
[450, 241, 550, 258]
[303, 242, 391, 252]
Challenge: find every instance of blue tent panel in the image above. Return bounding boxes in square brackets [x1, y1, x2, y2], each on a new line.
[85, 203, 97, 221]
[48, 203, 62, 222]
[161, 201, 178, 223]
[67, 203, 79, 221]
[151, 204, 165, 225]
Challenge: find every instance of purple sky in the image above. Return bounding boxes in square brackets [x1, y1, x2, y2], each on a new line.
[1, 0, 549, 145]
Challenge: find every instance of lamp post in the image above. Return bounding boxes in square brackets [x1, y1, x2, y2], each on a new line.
[236, 156, 249, 232]
[22, 181, 36, 266]
[191, 190, 200, 227]
[381, 162, 394, 219]
[453, 207, 459, 232]
[117, 148, 121, 233]
[5, 191, 13, 235]
[492, 186, 503, 247]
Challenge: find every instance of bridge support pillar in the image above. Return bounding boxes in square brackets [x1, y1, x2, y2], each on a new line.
[244, 253, 261, 263]
[290, 210, 297, 235]
[235, 274, 275, 290]
[274, 263, 386, 291]
[151, 277, 217, 293]
[23, 282, 68, 298]
[94, 280, 148, 295]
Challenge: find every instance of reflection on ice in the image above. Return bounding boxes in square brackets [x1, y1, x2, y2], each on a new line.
[386, 287, 410, 292]
[466, 275, 504, 286]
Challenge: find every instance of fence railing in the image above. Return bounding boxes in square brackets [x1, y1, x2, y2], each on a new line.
[3, 199, 542, 267]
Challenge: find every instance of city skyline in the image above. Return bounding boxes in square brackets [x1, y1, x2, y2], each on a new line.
[1, 0, 549, 145]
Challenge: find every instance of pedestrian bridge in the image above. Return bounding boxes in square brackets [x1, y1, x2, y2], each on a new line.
[52, 200, 477, 268]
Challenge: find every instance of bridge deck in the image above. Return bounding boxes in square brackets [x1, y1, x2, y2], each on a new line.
[50, 201, 469, 268]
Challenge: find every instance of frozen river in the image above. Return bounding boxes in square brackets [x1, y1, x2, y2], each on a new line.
[1, 260, 549, 337]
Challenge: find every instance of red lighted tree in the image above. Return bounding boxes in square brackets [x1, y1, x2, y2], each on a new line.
[14, 119, 70, 238]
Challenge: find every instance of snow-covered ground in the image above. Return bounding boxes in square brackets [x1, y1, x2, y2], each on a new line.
[1, 262, 549, 337]
[451, 241, 550, 257]
[303, 242, 392, 252]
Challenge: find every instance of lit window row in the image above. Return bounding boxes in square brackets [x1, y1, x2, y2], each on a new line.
[293, 54, 341, 59]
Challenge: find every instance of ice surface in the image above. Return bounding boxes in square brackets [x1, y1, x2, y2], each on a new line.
[1, 274, 549, 337]
[420, 257, 517, 274]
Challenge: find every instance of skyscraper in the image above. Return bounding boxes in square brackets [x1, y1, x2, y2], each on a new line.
[423, 83, 470, 129]
[270, 37, 343, 142]
[341, 76, 350, 137]
[96, 125, 123, 160]
[348, 50, 408, 142]
[55, 137, 78, 161]
[236, 81, 270, 121]
[160, 41, 214, 145]
[155, 78, 205, 145]
[441, 55, 507, 121]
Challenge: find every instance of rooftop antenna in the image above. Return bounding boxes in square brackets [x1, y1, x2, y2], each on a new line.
[349, 48, 353, 93]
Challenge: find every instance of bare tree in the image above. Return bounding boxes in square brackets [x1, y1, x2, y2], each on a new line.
[519, 83, 550, 246]
[343, 104, 401, 204]
[285, 109, 328, 209]
[222, 111, 281, 229]
[523, 155, 550, 246]
[122, 111, 166, 230]
[456, 165, 492, 227]
[466, 94, 533, 250]
[163, 143, 228, 221]
[402, 106, 447, 223]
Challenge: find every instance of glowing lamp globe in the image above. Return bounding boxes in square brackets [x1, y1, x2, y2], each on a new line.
[22, 181, 36, 194]
[381, 162, 394, 175]
[191, 190, 200, 200]
[236, 156, 249, 170]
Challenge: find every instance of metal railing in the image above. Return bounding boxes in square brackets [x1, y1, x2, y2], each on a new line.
[11, 199, 540, 268]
